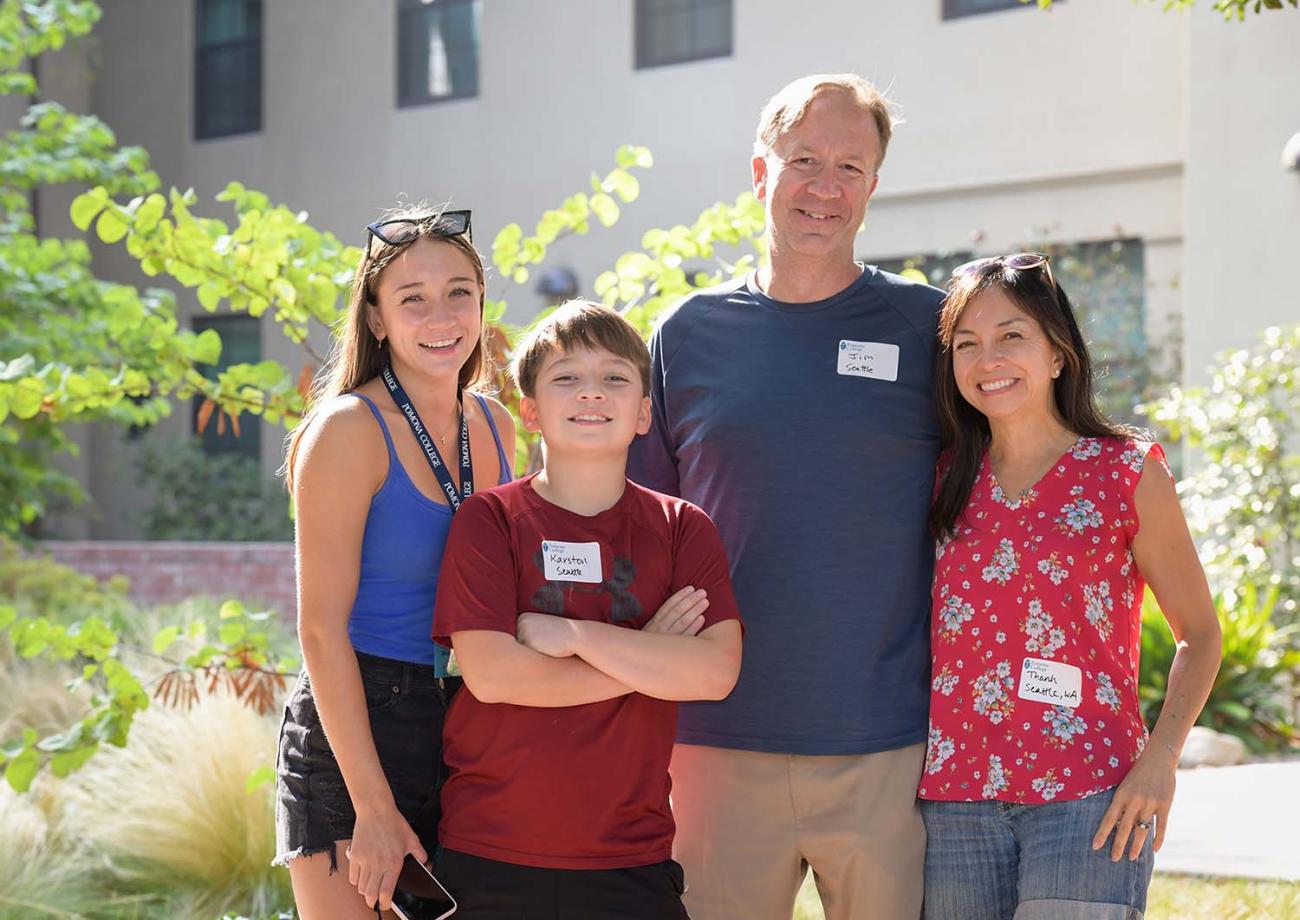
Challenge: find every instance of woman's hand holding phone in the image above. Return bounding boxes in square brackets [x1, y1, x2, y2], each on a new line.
[392, 854, 458, 920]
[346, 803, 427, 912]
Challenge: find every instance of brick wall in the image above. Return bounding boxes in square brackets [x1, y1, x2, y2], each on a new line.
[42, 541, 297, 618]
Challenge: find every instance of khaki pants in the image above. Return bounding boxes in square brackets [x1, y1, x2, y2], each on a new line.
[669, 742, 926, 920]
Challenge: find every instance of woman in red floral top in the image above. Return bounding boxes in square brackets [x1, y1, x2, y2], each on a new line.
[918, 254, 1221, 920]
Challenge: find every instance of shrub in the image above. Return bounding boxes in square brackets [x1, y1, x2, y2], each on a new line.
[138, 439, 292, 543]
[1142, 324, 1300, 621]
[1, 548, 300, 916]
[1140, 584, 1299, 752]
[59, 689, 292, 919]
[0, 535, 134, 629]
[0, 781, 111, 920]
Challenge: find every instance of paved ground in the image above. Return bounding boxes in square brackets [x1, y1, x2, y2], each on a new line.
[1155, 760, 1300, 881]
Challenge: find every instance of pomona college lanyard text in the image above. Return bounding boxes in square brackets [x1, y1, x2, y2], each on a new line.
[381, 361, 473, 511]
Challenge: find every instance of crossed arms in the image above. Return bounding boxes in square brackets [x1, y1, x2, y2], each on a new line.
[451, 586, 743, 707]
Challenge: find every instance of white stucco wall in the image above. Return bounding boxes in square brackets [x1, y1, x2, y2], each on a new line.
[1184, 10, 1300, 381]
[28, 0, 1298, 535]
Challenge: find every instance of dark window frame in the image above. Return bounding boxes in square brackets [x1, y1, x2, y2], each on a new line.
[396, 0, 482, 109]
[194, 0, 263, 140]
[635, 0, 733, 70]
[942, 0, 1050, 20]
[191, 315, 263, 460]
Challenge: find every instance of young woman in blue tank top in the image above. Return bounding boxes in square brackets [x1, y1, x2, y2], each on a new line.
[273, 207, 515, 919]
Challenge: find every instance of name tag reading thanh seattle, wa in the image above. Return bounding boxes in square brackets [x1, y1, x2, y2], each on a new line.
[1018, 657, 1083, 708]
[837, 340, 899, 382]
[541, 540, 603, 583]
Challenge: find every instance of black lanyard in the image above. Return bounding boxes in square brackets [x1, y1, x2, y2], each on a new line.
[380, 360, 473, 511]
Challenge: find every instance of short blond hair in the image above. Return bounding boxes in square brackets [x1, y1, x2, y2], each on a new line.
[754, 73, 897, 170]
[510, 300, 650, 398]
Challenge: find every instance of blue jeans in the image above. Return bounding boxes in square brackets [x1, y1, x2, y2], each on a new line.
[920, 788, 1154, 920]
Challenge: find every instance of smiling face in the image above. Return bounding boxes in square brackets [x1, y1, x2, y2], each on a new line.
[519, 344, 651, 458]
[951, 286, 1065, 427]
[752, 87, 881, 266]
[367, 236, 483, 380]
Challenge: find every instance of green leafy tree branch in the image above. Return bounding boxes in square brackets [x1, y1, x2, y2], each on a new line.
[1031, 0, 1298, 18]
[0, 596, 298, 793]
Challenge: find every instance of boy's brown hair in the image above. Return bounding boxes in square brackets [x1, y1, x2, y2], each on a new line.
[511, 300, 650, 398]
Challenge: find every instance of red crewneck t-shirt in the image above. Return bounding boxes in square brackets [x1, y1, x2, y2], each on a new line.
[432, 474, 741, 869]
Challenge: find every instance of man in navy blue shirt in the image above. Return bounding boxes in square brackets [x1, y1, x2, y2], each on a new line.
[629, 74, 943, 920]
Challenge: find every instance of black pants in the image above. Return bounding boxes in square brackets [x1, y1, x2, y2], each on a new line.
[435, 848, 690, 920]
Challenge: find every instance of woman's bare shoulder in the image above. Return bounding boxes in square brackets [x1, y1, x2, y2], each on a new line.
[293, 394, 387, 488]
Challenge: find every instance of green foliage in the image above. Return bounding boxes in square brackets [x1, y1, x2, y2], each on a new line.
[2, 2, 764, 517]
[1141, 325, 1300, 617]
[1032, 0, 1298, 18]
[492, 187, 767, 471]
[1140, 586, 1299, 752]
[0, 1, 100, 67]
[138, 439, 292, 542]
[0, 0, 349, 532]
[70, 181, 356, 351]
[0, 533, 132, 626]
[0, 545, 298, 915]
[0, 1, 245, 533]
[491, 145, 654, 289]
[61, 689, 293, 918]
[0, 542, 297, 792]
[590, 192, 766, 335]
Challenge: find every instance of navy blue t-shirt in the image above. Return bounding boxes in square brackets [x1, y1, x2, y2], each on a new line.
[628, 267, 943, 755]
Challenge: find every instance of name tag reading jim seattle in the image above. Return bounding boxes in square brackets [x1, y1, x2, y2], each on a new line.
[541, 540, 603, 584]
[837, 340, 899, 382]
[1018, 657, 1083, 708]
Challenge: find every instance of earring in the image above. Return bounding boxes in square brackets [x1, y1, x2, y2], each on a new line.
[1052, 367, 1061, 378]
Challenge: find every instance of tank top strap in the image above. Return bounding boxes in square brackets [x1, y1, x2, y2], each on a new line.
[473, 393, 514, 482]
[347, 391, 400, 463]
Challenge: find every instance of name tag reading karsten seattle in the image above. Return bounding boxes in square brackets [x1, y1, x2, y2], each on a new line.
[541, 540, 603, 583]
[837, 340, 899, 382]
[1018, 657, 1083, 708]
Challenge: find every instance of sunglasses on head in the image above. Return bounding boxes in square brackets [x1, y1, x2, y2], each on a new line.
[365, 208, 473, 256]
[952, 252, 1055, 289]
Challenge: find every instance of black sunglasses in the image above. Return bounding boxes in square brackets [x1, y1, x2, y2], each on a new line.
[952, 252, 1055, 290]
[365, 209, 473, 256]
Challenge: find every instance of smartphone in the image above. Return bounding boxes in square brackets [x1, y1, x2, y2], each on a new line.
[389, 854, 457, 920]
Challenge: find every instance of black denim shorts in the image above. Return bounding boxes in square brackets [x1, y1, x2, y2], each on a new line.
[273, 650, 460, 869]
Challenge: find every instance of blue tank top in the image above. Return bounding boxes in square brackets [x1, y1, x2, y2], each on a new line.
[346, 391, 513, 673]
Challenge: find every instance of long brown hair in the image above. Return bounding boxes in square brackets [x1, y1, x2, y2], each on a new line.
[929, 260, 1145, 537]
[283, 206, 492, 488]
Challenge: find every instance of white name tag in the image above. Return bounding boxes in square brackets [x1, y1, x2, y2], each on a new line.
[1018, 657, 1083, 708]
[541, 540, 603, 583]
[837, 340, 899, 382]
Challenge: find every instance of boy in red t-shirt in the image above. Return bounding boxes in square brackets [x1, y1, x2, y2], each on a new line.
[431, 300, 743, 920]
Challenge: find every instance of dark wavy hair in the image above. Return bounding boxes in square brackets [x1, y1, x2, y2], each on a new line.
[929, 259, 1145, 537]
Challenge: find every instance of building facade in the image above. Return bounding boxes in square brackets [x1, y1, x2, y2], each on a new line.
[30, 0, 1300, 537]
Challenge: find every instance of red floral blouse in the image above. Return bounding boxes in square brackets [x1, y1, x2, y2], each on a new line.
[918, 436, 1166, 804]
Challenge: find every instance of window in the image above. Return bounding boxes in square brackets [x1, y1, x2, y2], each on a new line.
[943, 0, 1046, 20]
[192, 316, 262, 459]
[397, 0, 482, 107]
[636, 0, 732, 69]
[195, 0, 262, 139]
[883, 241, 1149, 424]
[1044, 238, 1146, 424]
